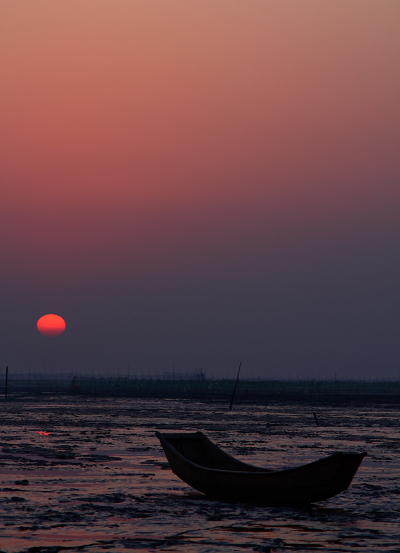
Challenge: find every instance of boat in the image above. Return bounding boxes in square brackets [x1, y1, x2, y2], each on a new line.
[156, 431, 366, 506]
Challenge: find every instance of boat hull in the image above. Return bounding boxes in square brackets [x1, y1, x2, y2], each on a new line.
[156, 431, 366, 506]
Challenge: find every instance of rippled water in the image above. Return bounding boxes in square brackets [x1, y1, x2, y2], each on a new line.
[0, 397, 399, 552]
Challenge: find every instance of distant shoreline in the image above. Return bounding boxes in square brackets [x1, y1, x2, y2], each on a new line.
[1, 375, 399, 402]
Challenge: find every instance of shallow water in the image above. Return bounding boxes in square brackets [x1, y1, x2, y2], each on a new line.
[0, 397, 399, 552]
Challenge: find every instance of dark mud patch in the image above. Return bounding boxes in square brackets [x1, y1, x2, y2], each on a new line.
[2, 445, 76, 460]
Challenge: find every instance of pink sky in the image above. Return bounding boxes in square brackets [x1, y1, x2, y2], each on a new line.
[1, 1, 399, 376]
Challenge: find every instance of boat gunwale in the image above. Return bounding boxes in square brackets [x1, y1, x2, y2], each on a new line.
[155, 431, 367, 476]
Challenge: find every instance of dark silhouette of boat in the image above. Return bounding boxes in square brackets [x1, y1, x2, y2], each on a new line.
[156, 431, 366, 506]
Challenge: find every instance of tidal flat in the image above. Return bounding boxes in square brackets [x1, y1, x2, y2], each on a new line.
[0, 397, 399, 552]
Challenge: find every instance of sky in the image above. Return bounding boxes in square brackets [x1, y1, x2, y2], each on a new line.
[1, 0, 399, 379]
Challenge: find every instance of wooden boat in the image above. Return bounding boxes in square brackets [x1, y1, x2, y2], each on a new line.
[156, 431, 366, 506]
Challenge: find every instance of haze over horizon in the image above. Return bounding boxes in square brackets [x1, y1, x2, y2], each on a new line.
[1, 1, 399, 379]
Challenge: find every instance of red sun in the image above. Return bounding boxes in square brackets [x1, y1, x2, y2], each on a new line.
[37, 314, 66, 337]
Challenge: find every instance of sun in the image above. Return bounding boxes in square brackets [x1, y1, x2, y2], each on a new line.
[37, 314, 66, 337]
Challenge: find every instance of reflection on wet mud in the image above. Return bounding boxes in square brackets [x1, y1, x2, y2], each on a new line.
[0, 398, 399, 552]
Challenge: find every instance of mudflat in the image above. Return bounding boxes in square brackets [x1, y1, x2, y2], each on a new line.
[0, 397, 399, 552]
